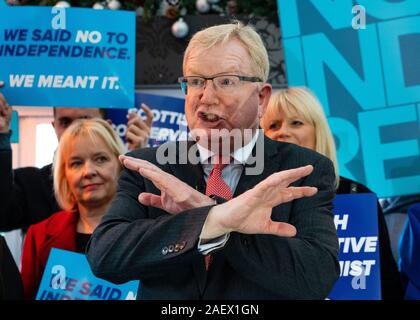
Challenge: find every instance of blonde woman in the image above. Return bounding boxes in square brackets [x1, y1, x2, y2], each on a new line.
[261, 87, 404, 300]
[21, 118, 125, 299]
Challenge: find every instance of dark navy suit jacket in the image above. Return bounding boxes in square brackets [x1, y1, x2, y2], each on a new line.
[87, 136, 339, 299]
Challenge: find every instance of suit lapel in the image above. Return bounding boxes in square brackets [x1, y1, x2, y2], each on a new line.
[234, 135, 281, 197]
[167, 141, 208, 294]
[167, 141, 206, 193]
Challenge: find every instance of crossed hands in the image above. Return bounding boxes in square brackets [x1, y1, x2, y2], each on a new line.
[120, 155, 318, 239]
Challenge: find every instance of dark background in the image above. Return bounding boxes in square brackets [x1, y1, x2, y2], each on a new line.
[135, 15, 286, 88]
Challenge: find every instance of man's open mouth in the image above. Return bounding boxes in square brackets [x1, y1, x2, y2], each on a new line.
[198, 111, 222, 122]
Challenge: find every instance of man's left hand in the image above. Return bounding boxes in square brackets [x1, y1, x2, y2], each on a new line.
[119, 155, 215, 213]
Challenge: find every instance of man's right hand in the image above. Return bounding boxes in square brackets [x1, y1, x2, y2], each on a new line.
[119, 155, 215, 214]
[0, 82, 12, 133]
[200, 165, 318, 240]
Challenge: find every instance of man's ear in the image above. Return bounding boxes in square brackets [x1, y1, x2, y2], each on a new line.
[258, 83, 272, 118]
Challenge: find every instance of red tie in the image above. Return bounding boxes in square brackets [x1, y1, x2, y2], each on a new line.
[204, 160, 233, 270]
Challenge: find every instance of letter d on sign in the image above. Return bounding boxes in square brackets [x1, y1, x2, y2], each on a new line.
[51, 265, 66, 289]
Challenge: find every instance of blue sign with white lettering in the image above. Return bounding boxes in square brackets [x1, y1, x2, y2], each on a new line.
[106, 92, 187, 148]
[0, 6, 135, 108]
[36, 248, 139, 300]
[328, 193, 381, 300]
[277, 0, 420, 197]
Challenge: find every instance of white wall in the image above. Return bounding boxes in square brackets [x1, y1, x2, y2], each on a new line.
[12, 106, 56, 169]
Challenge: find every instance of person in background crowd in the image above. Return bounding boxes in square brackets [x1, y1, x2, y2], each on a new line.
[380, 194, 420, 263]
[0, 83, 153, 232]
[381, 196, 420, 217]
[20, 118, 125, 299]
[398, 202, 420, 299]
[260, 87, 404, 300]
[86, 22, 339, 299]
[0, 235, 23, 300]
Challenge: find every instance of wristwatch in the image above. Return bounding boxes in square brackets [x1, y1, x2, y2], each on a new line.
[209, 195, 228, 205]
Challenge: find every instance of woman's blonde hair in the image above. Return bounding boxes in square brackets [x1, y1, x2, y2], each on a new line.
[53, 118, 125, 212]
[261, 87, 340, 188]
[183, 21, 270, 82]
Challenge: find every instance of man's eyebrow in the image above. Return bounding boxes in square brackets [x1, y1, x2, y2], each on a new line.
[58, 116, 72, 122]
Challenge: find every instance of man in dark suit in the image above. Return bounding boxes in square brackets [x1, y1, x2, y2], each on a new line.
[0, 235, 23, 300]
[86, 22, 339, 299]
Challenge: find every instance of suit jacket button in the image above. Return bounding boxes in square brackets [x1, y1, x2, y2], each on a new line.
[162, 246, 169, 255]
[168, 245, 174, 253]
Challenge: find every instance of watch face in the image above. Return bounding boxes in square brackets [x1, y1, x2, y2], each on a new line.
[210, 195, 226, 204]
[210, 195, 218, 204]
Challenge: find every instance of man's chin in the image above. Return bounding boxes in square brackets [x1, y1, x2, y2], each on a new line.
[190, 127, 250, 155]
[190, 127, 232, 142]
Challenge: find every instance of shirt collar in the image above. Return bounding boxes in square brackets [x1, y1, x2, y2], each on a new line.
[196, 129, 260, 165]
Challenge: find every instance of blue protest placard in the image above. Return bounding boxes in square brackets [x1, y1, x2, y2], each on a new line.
[0, 6, 135, 109]
[10, 110, 18, 143]
[106, 92, 187, 148]
[328, 193, 381, 300]
[277, 0, 420, 197]
[36, 248, 139, 300]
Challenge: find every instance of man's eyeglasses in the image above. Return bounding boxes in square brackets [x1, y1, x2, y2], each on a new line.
[178, 75, 262, 95]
